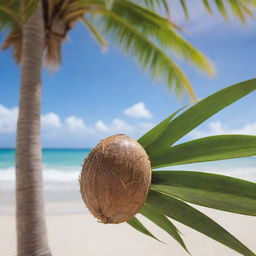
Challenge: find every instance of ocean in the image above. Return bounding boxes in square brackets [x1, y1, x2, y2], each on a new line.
[0, 149, 90, 186]
[0, 149, 255, 190]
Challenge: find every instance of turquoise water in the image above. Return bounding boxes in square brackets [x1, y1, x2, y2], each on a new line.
[0, 149, 90, 169]
[0, 149, 90, 184]
[0, 149, 255, 184]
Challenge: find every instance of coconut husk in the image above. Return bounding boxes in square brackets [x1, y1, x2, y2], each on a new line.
[80, 134, 151, 224]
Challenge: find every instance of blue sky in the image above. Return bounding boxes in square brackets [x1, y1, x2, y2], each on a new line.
[0, 3, 256, 148]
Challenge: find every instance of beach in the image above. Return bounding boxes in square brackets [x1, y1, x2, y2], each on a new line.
[1, 150, 256, 256]
[1, 184, 256, 256]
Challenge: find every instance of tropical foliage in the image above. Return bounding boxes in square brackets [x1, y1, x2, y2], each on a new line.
[175, 0, 256, 22]
[127, 78, 256, 256]
[0, 0, 255, 97]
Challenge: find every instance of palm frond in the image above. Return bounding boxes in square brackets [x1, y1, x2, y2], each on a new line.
[75, 0, 215, 97]
[179, 0, 189, 19]
[175, 0, 256, 22]
[138, 104, 190, 149]
[138, 0, 255, 22]
[127, 79, 256, 256]
[0, 0, 20, 31]
[44, 33, 63, 69]
[142, 0, 254, 22]
[215, 0, 228, 19]
[152, 171, 256, 216]
[135, 0, 171, 17]
[201, 0, 255, 22]
[127, 216, 160, 242]
[85, 9, 193, 97]
[146, 190, 255, 256]
[107, 1, 214, 75]
[76, 0, 211, 97]
[82, 16, 108, 50]
[151, 134, 256, 168]
[0, 5, 20, 24]
[140, 204, 189, 253]
[140, 78, 256, 156]
[202, 0, 213, 14]
[1, 28, 22, 62]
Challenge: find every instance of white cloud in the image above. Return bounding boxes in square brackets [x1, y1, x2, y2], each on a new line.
[0, 105, 18, 133]
[0, 104, 156, 147]
[111, 118, 134, 133]
[0, 105, 62, 133]
[41, 113, 61, 129]
[95, 118, 134, 134]
[95, 120, 109, 132]
[124, 102, 153, 119]
[191, 121, 256, 139]
[65, 116, 86, 132]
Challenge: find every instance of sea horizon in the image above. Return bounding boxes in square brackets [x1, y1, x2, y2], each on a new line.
[1, 148, 256, 189]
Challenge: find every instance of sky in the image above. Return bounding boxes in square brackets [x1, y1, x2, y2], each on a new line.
[0, 2, 256, 148]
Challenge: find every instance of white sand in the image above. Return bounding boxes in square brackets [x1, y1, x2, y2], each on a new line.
[1, 187, 256, 256]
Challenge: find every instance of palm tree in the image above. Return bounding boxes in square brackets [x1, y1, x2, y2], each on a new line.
[0, 1, 255, 255]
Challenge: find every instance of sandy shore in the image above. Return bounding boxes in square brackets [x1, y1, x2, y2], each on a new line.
[1, 185, 256, 256]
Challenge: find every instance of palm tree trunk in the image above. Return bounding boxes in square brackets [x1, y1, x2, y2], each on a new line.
[16, 1, 51, 255]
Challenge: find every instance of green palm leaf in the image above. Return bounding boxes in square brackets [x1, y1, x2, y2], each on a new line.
[214, 0, 228, 19]
[138, 0, 255, 21]
[0, 6, 19, 22]
[138, 104, 190, 149]
[202, 0, 213, 14]
[0, 0, 20, 30]
[146, 190, 255, 256]
[228, 0, 247, 22]
[151, 135, 256, 168]
[140, 204, 189, 253]
[185, 0, 254, 21]
[98, 10, 195, 96]
[152, 171, 256, 216]
[82, 16, 108, 50]
[127, 216, 160, 242]
[80, 0, 215, 97]
[180, 0, 189, 19]
[136, 0, 170, 17]
[0, 0, 38, 25]
[144, 78, 256, 157]
[103, 0, 214, 77]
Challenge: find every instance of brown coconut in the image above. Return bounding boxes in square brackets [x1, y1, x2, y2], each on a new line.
[79, 134, 151, 224]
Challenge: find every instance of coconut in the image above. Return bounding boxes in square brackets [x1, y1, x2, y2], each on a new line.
[79, 134, 151, 224]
